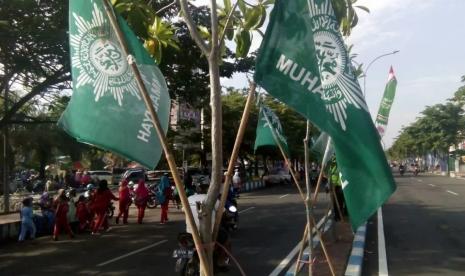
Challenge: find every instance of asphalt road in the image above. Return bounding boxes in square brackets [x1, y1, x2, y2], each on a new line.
[0, 184, 331, 276]
[364, 172, 465, 275]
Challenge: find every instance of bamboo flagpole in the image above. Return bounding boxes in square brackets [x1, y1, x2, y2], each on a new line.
[260, 105, 336, 275]
[101, 1, 211, 274]
[304, 121, 313, 276]
[212, 82, 256, 241]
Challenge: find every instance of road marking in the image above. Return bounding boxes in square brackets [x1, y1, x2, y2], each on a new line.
[378, 208, 389, 276]
[417, 179, 423, 182]
[447, 190, 459, 196]
[97, 239, 168, 267]
[279, 194, 289, 199]
[239, 206, 255, 214]
[428, 184, 436, 187]
[268, 211, 331, 276]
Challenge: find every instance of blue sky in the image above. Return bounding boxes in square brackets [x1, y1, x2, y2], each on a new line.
[217, 0, 465, 148]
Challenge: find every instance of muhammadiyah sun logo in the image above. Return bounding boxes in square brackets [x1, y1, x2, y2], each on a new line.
[70, 2, 142, 106]
[307, 0, 368, 131]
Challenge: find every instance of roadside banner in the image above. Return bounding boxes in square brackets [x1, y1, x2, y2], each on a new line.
[254, 103, 290, 156]
[254, 0, 396, 229]
[375, 67, 398, 137]
[58, 0, 170, 169]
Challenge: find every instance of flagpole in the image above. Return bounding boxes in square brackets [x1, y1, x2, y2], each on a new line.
[262, 109, 336, 275]
[304, 121, 313, 276]
[101, 1, 211, 274]
[212, 82, 256, 241]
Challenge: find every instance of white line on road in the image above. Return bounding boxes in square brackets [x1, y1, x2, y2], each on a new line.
[279, 194, 289, 199]
[378, 208, 389, 276]
[239, 206, 255, 214]
[97, 239, 168, 267]
[268, 211, 330, 276]
[447, 190, 459, 196]
[428, 184, 436, 187]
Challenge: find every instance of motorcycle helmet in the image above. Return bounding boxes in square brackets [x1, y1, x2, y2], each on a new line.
[86, 183, 95, 191]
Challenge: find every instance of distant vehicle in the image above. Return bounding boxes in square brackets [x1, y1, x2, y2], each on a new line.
[88, 170, 113, 184]
[262, 169, 291, 185]
[112, 167, 126, 185]
[122, 168, 147, 184]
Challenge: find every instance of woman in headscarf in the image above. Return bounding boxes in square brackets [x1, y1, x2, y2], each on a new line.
[52, 189, 74, 241]
[115, 180, 131, 224]
[158, 174, 171, 224]
[91, 180, 118, 234]
[134, 179, 149, 224]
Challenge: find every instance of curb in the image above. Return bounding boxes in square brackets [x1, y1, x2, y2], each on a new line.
[344, 223, 367, 276]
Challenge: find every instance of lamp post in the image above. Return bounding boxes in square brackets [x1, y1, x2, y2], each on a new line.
[363, 50, 399, 96]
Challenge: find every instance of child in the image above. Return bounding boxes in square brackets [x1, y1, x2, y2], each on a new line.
[76, 195, 90, 232]
[116, 180, 131, 224]
[91, 180, 118, 234]
[18, 197, 36, 242]
[134, 179, 149, 224]
[53, 189, 74, 241]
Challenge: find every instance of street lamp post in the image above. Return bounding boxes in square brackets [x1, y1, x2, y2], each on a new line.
[363, 50, 399, 96]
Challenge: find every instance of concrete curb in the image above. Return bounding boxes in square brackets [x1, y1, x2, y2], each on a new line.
[344, 223, 367, 276]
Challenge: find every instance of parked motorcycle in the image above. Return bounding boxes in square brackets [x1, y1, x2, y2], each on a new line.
[146, 183, 160, 209]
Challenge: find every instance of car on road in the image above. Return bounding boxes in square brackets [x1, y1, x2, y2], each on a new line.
[88, 170, 113, 184]
[262, 169, 291, 185]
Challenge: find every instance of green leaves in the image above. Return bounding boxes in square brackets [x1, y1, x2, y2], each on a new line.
[234, 29, 251, 58]
[331, 0, 369, 36]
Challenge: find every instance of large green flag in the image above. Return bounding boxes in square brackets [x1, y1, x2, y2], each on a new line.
[254, 0, 396, 229]
[59, 0, 170, 169]
[254, 104, 290, 156]
[375, 67, 398, 137]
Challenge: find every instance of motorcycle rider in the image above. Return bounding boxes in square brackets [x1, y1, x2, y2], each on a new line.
[186, 183, 231, 269]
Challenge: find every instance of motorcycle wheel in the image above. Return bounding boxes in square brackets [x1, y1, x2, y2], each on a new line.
[146, 197, 158, 209]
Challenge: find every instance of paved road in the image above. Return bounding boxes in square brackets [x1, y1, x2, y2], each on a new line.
[364, 172, 465, 275]
[0, 185, 331, 275]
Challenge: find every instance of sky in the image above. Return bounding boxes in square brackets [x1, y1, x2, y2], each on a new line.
[217, 0, 465, 148]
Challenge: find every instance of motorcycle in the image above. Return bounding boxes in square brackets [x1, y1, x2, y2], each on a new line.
[399, 167, 405, 176]
[173, 212, 232, 275]
[223, 199, 238, 231]
[146, 183, 160, 209]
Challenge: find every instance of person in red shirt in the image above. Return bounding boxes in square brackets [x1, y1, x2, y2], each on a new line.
[134, 179, 149, 224]
[91, 180, 118, 235]
[53, 189, 74, 241]
[76, 195, 90, 232]
[115, 180, 131, 224]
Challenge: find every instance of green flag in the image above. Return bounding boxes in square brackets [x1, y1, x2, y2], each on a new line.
[375, 67, 398, 137]
[59, 0, 170, 169]
[254, 0, 396, 229]
[254, 104, 290, 156]
[311, 132, 334, 165]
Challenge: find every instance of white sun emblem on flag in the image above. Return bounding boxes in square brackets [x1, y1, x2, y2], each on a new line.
[308, 1, 368, 131]
[69, 3, 142, 106]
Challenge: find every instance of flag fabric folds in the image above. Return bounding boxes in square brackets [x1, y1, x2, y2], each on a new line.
[254, 103, 290, 156]
[254, 0, 396, 229]
[59, 0, 171, 169]
[375, 67, 398, 137]
[311, 132, 334, 165]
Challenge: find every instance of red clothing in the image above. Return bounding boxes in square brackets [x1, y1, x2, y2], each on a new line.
[160, 201, 169, 223]
[92, 189, 118, 212]
[53, 200, 73, 238]
[135, 180, 149, 224]
[76, 201, 89, 230]
[116, 184, 131, 224]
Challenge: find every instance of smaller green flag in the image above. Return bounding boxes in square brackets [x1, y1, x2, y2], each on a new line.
[311, 132, 334, 165]
[375, 66, 398, 137]
[254, 104, 290, 156]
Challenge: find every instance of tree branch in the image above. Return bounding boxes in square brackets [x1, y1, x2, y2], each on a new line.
[219, 0, 239, 44]
[178, 0, 211, 56]
[156, 0, 177, 15]
[0, 70, 69, 128]
[210, 0, 219, 50]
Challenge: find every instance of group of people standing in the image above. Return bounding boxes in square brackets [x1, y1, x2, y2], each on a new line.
[18, 176, 171, 242]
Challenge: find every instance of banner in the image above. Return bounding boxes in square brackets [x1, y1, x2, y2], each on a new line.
[254, 0, 396, 229]
[59, 0, 171, 169]
[254, 103, 290, 156]
[375, 67, 398, 137]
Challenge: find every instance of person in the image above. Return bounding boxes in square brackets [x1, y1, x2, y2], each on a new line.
[67, 189, 79, 233]
[76, 195, 90, 232]
[186, 184, 230, 269]
[116, 180, 131, 224]
[328, 159, 347, 221]
[45, 180, 53, 192]
[81, 171, 91, 187]
[52, 189, 74, 241]
[18, 197, 36, 242]
[232, 170, 241, 197]
[134, 179, 149, 224]
[158, 174, 171, 224]
[91, 180, 118, 234]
